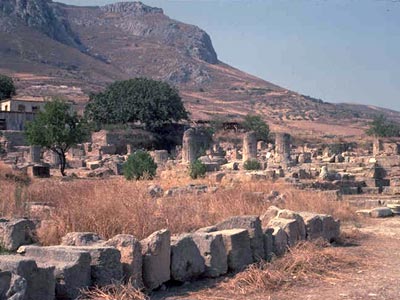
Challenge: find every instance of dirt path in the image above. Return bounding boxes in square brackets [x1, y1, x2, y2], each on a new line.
[152, 217, 400, 300]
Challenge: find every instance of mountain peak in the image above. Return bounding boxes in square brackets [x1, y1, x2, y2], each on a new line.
[101, 1, 163, 16]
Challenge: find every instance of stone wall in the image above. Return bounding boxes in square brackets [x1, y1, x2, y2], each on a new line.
[0, 209, 340, 299]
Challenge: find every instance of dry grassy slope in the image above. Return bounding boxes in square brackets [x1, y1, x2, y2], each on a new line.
[0, 0, 399, 137]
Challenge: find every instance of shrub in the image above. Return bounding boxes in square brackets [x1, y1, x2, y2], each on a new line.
[366, 114, 400, 137]
[123, 151, 157, 180]
[189, 159, 207, 179]
[243, 159, 261, 170]
[0, 74, 16, 100]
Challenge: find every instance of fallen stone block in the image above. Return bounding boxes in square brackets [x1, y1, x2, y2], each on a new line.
[268, 218, 304, 247]
[141, 229, 171, 290]
[0, 255, 55, 300]
[61, 232, 103, 246]
[214, 215, 264, 262]
[0, 271, 27, 300]
[370, 207, 393, 218]
[0, 219, 36, 251]
[191, 232, 227, 278]
[73, 246, 123, 287]
[18, 245, 92, 300]
[213, 229, 253, 272]
[104, 234, 143, 287]
[170, 234, 205, 282]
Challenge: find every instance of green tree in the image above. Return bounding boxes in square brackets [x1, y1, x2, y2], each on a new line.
[123, 150, 157, 180]
[85, 78, 189, 130]
[25, 99, 87, 176]
[0, 74, 16, 100]
[242, 114, 270, 141]
[366, 115, 400, 137]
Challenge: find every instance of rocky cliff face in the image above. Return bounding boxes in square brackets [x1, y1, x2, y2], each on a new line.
[0, 0, 82, 49]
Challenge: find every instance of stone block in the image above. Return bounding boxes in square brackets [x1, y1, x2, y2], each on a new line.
[191, 232, 227, 278]
[263, 228, 274, 261]
[277, 209, 307, 241]
[104, 234, 143, 287]
[370, 207, 393, 218]
[320, 215, 341, 242]
[18, 245, 91, 300]
[0, 256, 55, 300]
[27, 165, 50, 178]
[67, 159, 86, 168]
[268, 218, 304, 247]
[73, 246, 123, 287]
[270, 226, 288, 256]
[214, 215, 264, 262]
[298, 212, 323, 240]
[260, 206, 281, 227]
[213, 229, 253, 272]
[0, 271, 27, 300]
[0, 219, 36, 251]
[86, 161, 101, 170]
[61, 232, 103, 246]
[141, 229, 171, 290]
[170, 234, 205, 282]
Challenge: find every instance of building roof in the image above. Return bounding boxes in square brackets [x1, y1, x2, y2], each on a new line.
[0, 96, 46, 103]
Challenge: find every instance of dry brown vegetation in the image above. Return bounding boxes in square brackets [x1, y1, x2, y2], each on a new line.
[0, 162, 357, 245]
[222, 240, 360, 295]
[79, 282, 148, 300]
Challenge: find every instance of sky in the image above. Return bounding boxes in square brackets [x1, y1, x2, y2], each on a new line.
[60, 0, 400, 111]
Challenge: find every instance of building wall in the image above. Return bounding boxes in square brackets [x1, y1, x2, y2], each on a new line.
[0, 100, 45, 113]
[0, 111, 36, 131]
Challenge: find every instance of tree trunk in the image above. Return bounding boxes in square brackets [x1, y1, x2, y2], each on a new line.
[59, 151, 66, 177]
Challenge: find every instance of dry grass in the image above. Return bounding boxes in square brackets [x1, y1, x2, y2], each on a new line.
[221, 240, 360, 295]
[0, 162, 357, 245]
[79, 282, 148, 300]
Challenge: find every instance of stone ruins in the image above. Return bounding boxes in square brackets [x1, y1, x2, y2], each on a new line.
[0, 207, 340, 299]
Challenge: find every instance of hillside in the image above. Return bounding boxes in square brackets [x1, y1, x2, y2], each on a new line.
[0, 0, 399, 136]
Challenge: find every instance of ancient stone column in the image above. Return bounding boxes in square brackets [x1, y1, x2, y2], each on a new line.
[154, 150, 169, 165]
[373, 138, 383, 156]
[275, 133, 292, 164]
[29, 145, 41, 164]
[242, 131, 257, 162]
[182, 128, 197, 164]
[50, 151, 60, 167]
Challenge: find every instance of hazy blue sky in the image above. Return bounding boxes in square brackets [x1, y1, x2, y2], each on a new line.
[61, 0, 400, 111]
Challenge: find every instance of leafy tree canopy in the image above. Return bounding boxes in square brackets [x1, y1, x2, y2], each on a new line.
[25, 98, 87, 176]
[242, 114, 270, 141]
[0, 74, 16, 100]
[366, 115, 400, 137]
[85, 78, 189, 131]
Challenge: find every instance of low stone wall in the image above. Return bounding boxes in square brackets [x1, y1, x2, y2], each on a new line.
[0, 209, 340, 299]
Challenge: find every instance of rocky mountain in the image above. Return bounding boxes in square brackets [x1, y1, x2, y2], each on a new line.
[0, 0, 399, 136]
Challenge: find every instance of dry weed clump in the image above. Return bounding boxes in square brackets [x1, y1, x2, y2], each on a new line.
[0, 165, 357, 245]
[79, 283, 148, 300]
[223, 240, 360, 295]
